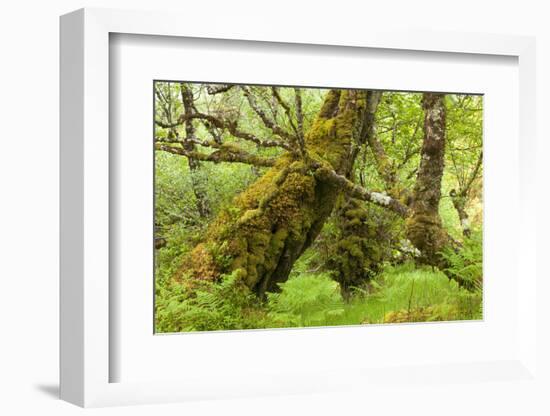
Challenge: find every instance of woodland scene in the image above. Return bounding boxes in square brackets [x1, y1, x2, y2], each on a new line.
[154, 82, 483, 332]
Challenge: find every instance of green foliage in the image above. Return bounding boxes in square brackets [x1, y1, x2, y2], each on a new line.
[440, 230, 483, 291]
[264, 262, 482, 329]
[445, 95, 483, 190]
[155, 271, 267, 332]
[267, 273, 345, 327]
[363, 262, 482, 323]
[156, 261, 482, 332]
[439, 173, 463, 240]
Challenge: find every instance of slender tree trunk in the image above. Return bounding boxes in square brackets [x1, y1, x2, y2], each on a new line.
[450, 151, 482, 238]
[450, 190, 471, 237]
[405, 93, 450, 267]
[176, 90, 366, 297]
[180, 83, 211, 218]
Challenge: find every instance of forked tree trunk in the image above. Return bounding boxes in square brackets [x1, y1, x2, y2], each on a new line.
[405, 93, 450, 267]
[176, 90, 366, 297]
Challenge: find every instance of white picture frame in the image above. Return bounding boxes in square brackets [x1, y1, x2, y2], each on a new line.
[60, 7, 538, 408]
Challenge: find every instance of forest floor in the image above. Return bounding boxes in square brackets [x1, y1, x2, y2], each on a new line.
[264, 249, 482, 329]
[155, 242, 483, 333]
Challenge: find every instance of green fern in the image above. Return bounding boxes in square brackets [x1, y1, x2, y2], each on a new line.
[440, 230, 483, 291]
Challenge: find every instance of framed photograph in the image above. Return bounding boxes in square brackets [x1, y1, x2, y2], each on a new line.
[60, 8, 539, 408]
[151, 81, 483, 335]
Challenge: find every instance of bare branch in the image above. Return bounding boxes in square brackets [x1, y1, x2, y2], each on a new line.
[155, 143, 276, 167]
[157, 86, 293, 152]
[240, 86, 295, 143]
[155, 119, 182, 129]
[362, 91, 400, 191]
[155, 84, 177, 132]
[462, 150, 483, 196]
[313, 165, 409, 217]
[178, 112, 292, 151]
[206, 84, 234, 95]
[294, 88, 304, 143]
[271, 87, 298, 134]
[154, 136, 185, 144]
[397, 115, 423, 169]
[270, 87, 306, 155]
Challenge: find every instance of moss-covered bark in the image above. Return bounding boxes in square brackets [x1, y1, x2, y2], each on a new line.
[328, 196, 399, 299]
[175, 90, 366, 297]
[327, 91, 399, 298]
[405, 93, 449, 267]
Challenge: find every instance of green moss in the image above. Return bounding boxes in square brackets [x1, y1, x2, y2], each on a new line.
[176, 90, 366, 296]
[406, 213, 449, 267]
[306, 90, 365, 172]
[326, 195, 403, 298]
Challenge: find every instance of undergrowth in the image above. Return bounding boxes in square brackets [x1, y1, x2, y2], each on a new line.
[155, 231, 483, 332]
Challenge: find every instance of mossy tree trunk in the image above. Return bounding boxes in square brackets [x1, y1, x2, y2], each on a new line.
[405, 93, 450, 267]
[176, 90, 367, 297]
[327, 91, 399, 299]
[328, 196, 399, 299]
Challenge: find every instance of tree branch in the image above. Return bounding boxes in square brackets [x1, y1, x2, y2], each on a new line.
[362, 91, 404, 196]
[240, 86, 295, 143]
[313, 165, 410, 217]
[155, 119, 182, 129]
[397, 115, 423, 169]
[154, 84, 177, 133]
[177, 112, 292, 151]
[206, 84, 234, 95]
[155, 143, 276, 167]
[155, 135, 225, 150]
[294, 88, 304, 145]
[462, 150, 483, 196]
[271, 87, 299, 135]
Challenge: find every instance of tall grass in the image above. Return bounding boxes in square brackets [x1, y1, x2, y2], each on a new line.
[266, 262, 482, 328]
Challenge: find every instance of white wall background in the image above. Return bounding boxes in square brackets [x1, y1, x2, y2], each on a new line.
[0, 0, 548, 415]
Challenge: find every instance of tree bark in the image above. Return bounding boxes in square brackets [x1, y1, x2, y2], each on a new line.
[175, 90, 367, 297]
[327, 196, 400, 299]
[450, 189, 471, 237]
[450, 150, 482, 238]
[405, 93, 450, 267]
[180, 83, 211, 218]
[326, 91, 399, 298]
